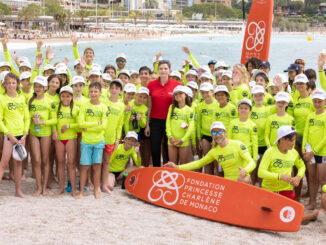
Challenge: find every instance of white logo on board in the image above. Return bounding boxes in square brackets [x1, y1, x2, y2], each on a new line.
[245, 21, 266, 52]
[148, 170, 185, 206]
[280, 206, 295, 223]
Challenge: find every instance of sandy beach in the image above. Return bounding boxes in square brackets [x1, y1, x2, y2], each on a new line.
[1, 166, 326, 245]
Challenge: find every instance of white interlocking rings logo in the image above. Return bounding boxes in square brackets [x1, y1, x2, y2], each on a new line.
[279, 206, 295, 223]
[245, 21, 266, 52]
[147, 170, 185, 206]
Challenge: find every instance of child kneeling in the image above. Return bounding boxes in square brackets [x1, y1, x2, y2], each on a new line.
[109, 131, 141, 190]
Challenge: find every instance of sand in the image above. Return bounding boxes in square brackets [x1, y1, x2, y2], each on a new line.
[1, 168, 326, 245]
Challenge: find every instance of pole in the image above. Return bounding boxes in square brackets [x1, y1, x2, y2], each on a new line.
[215, 2, 216, 18]
[242, 0, 245, 21]
[96, 0, 98, 26]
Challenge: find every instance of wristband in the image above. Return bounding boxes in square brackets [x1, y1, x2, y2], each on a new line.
[66, 124, 69, 129]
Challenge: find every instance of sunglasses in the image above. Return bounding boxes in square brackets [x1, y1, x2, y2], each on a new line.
[295, 59, 305, 65]
[116, 59, 126, 63]
[212, 130, 223, 136]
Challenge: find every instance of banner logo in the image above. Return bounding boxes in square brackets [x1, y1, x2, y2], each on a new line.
[245, 21, 266, 52]
[148, 170, 185, 206]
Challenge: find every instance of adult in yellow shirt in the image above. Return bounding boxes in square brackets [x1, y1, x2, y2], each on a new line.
[258, 126, 305, 200]
[164, 121, 255, 183]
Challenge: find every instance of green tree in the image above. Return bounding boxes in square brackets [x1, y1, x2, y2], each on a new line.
[18, 4, 41, 28]
[54, 10, 67, 30]
[0, 2, 12, 18]
[45, 0, 63, 16]
[183, 3, 241, 19]
[130, 10, 140, 25]
[74, 10, 91, 32]
[175, 12, 185, 24]
[144, 11, 154, 26]
[208, 15, 216, 25]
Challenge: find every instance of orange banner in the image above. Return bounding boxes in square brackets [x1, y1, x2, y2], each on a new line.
[241, 0, 274, 64]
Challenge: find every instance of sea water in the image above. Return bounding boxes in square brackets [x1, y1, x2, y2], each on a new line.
[1, 34, 325, 84]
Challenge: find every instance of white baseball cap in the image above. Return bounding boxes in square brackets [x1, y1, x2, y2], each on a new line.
[200, 82, 214, 92]
[71, 76, 85, 85]
[125, 131, 138, 140]
[0, 71, 10, 81]
[74, 59, 81, 66]
[33, 76, 47, 87]
[111, 79, 123, 87]
[252, 70, 268, 80]
[0, 61, 10, 68]
[312, 89, 326, 100]
[18, 57, 29, 64]
[221, 70, 232, 78]
[215, 61, 228, 69]
[44, 64, 55, 71]
[102, 73, 112, 81]
[187, 81, 198, 90]
[184, 86, 193, 98]
[130, 70, 139, 76]
[117, 70, 130, 78]
[210, 121, 226, 131]
[170, 71, 181, 80]
[20, 71, 31, 80]
[60, 85, 73, 95]
[275, 92, 290, 103]
[213, 70, 223, 77]
[12, 144, 27, 161]
[274, 126, 296, 145]
[173, 85, 186, 94]
[200, 72, 214, 80]
[274, 73, 288, 84]
[19, 61, 31, 69]
[55, 63, 67, 70]
[196, 65, 210, 73]
[238, 98, 252, 108]
[137, 87, 149, 95]
[185, 69, 198, 77]
[92, 64, 102, 71]
[251, 85, 266, 94]
[55, 67, 68, 75]
[116, 53, 127, 60]
[294, 74, 309, 84]
[123, 83, 137, 93]
[214, 85, 229, 94]
[89, 69, 101, 76]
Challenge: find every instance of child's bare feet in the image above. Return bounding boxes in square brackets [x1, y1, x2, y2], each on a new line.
[305, 203, 316, 210]
[15, 191, 27, 198]
[21, 173, 26, 181]
[75, 192, 83, 199]
[33, 189, 42, 197]
[94, 191, 101, 199]
[42, 189, 49, 196]
[101, 186, 112, 194]
[55, 189, 64, 195]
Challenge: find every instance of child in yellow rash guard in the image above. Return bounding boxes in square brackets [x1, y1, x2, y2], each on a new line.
[101, 79, 124, 193]
[124, 89, 148, 134]
[45, 74, 62, 110]
[228, 98, 258, 162]
[19, 71, 33, 104]
[0, 73, 30, 198]
[166, 86, 194, 164]
[265, 92, 295, 148]
[72, 37, 94, 71]
[77, 82, 108, 199]
[108, 132, 141, 190]
[29, 76, 57, 197]
[302, 90, 326, 209]
[258, 126, 305, 200]
[214, 85, 238, 131]
[52, 86, 79, 197]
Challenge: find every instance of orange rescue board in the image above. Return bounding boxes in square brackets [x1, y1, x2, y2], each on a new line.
[240, 0, 274, 64]
[125, 167, 304, 232]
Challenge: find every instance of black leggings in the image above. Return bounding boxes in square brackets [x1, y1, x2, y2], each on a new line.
[150, 118, 168, 167]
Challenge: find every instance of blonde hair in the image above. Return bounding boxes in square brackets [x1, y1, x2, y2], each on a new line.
[233, 64, 250, 86]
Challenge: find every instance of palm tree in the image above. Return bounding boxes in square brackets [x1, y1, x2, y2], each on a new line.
[144, 11, 154, 26]
[208, 15, 216, 26]
[74, 10, 91, 32]
[130, 10, 140, 25]
[54, 10, 67, 31]
[18, 4, 41, 29]
[175, 12, 185, 24]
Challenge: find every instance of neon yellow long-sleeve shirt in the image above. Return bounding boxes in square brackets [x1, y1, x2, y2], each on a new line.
[258, 145, 305, 192]
[250, 105, 271, 147]
[78, 101, 108, 144]
[54, 105, 79, 140]
[29, 96, 57, 137]
[73, 45, 93, 71]
[215, 103, 238, 131]
[264, 113, 295, 148]
[178, 140, 255, 180]
[196, 99, 219, 138]
[103, 99, 125, 144]
[109, 144, 141, 172]
[166, 105, 194, 147]
[0, 93, 29, 136]
[292, 95, 315, 136]
[302, 111, 326, 156]
[3, 49, 19, 76]
[124, 101, 148, 134]
[228, 118, 258, 161]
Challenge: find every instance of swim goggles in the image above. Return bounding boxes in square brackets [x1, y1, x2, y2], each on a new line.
[211, 130, 223, 136]
[116, 59, 126, 63]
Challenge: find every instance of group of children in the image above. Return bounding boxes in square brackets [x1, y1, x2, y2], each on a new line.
[0, 37, 325, 215]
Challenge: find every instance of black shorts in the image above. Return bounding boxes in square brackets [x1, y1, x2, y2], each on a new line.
[314, 155, 326, 164]
[111, 171, 122, 179]
[258, 146, 267, 155]
[6, 135, 23, 141]
[201, 135, 212, 143]
[139, 128, 150, 141]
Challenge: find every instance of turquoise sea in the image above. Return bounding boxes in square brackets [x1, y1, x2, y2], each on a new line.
[1, 34, 326, 81]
